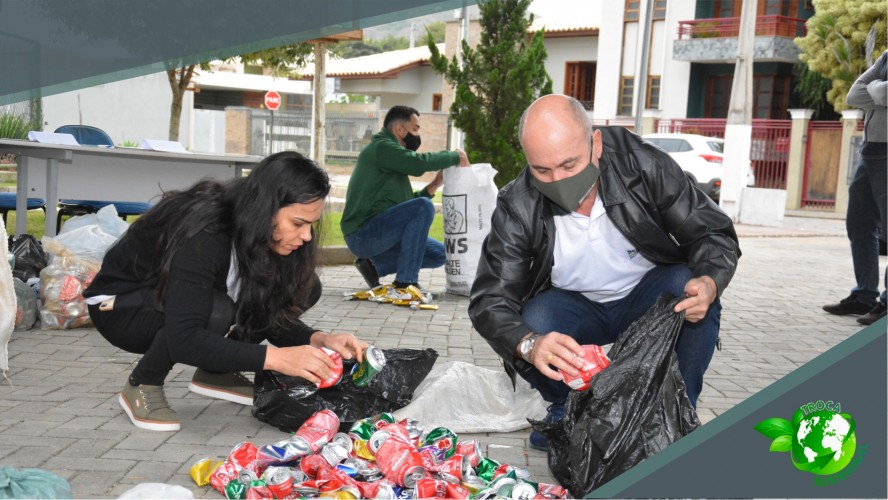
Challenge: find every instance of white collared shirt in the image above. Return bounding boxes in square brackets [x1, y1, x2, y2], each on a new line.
[551, 194, 655, 302]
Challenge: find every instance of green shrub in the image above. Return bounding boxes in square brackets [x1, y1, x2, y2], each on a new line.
[0, 114, 34, 140]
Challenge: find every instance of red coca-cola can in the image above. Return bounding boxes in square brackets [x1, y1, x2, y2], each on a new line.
[536, 482, 568, 499]
[228, 441, 260, 472]
[445, 481, 471, 499]
[369, 422, 412, 453]
[209, 462, 238, 493]
[261, 466, 293, 498]
[375, 437, 426, 488]
[432, 454, 467, 482]
[418, 447, 440, 470]
[317, 463, 362, 493]
[414, 478, 448, 499]
[559, 344, 610, 391]
[299, 454, 329, 479]
[291, 410, 340, 455]
[355, 479, 383, 499]
[245, 484, 273, 500]
[455, 440, 482, 468]
[318, 347, 344, 388]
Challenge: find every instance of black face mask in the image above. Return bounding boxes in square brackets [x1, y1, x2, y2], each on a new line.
[404, 132, 422, 151]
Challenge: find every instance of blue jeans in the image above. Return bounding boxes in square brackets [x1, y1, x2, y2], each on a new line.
[344, 197, 445, 284]
[519, 264, 721, 408]
[846, 155, 888, 305]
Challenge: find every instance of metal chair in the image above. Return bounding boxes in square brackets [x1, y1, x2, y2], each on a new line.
[53, 125, 152, 228]
[0, 192, 45, 226]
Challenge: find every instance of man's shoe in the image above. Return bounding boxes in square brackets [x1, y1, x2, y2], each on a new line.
[355, 258, 381, 288]
[529, 403, 565, 452]
[823, 296, 874, 316]
[857, 302, 887, 325]
[188, 369, 253, 406]
[119, 381, 180, 431]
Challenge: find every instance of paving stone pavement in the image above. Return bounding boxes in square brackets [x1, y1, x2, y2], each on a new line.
[1, 217, 882, 498]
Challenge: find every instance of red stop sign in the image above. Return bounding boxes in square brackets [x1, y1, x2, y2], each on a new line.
[264, 91, 282, 110]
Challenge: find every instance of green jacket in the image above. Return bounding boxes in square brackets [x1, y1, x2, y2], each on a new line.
[341, 128, 460, 236]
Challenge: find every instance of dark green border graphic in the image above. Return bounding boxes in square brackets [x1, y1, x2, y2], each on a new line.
[587, 319, 886, 498]
[0, 0, 477, 105]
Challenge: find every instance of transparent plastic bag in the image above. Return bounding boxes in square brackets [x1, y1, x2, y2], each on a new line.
[117, 483, 194, 499]
[38, 237, 101, 330]
[393, 361, 548, 433]
[13, 277, 37, 331]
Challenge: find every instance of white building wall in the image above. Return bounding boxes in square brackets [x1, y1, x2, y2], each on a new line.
[544, 37, 598, 95]
[594, 1, 626, 119]
[42, 72, 191, 146]
[659, 0, 694, 119]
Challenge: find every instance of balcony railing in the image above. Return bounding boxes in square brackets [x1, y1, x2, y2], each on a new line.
[677, 15, 806, 40]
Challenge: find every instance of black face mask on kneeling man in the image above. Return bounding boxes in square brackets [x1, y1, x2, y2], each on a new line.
[404, 132, 422, 152]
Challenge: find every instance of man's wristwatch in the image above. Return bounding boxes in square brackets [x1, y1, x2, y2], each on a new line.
[518, 333, 542, 363]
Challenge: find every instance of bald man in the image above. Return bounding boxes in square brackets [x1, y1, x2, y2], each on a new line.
[468, 95, 740, 451]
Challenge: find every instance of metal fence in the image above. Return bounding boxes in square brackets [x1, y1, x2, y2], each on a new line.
[246, 108, 379, 162]
[657, 118, 793, 189]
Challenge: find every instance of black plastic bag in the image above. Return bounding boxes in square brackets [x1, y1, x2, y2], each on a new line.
[7, 234, 48, 281]
[533, 294, 701, 497]
[253, 348, 438, 432]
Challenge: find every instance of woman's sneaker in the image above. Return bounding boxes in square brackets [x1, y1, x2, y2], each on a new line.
[119, 381, 181, 431]
[188, 369, 254, 406]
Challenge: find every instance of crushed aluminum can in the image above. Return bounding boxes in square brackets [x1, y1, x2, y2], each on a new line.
[321, 442, 350, 467]
[237, 469, 259, 485]
[559, 344, 610, 391]
[510, 482, 537, 500]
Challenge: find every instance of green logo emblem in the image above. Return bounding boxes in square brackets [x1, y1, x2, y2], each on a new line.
[755, 401, 857, 476]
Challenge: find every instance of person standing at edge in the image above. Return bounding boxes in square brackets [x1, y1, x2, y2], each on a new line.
[469, 95, 740, 451]
[85, 152, 367, 431]
[341, 105, 469, 292]
[823, 50, 887, 325]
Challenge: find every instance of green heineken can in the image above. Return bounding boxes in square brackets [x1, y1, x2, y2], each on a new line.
[348, 418, 376, 441]
[474, 457, 501, 482]
[352, 345, 386, 387]
[224, 479, 247, 500]
[421, 426, 458, 458]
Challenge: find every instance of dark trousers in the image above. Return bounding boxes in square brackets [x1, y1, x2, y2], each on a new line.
[846, 155, 888, 305]
[518, 265, 721, 408]
[88, 289, 235, 386]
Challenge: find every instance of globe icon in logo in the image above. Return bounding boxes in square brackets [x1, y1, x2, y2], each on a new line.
[791, 411, 856, 475]
[755, 404, 857, 477]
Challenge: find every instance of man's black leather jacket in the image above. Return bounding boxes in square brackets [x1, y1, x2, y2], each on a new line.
[468, 126, 740, 381]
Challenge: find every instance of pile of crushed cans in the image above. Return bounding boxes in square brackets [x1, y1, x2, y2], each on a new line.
[38, 255, 99, 330]
[344, 284, 439, 311]
[191, 409, 567, 499]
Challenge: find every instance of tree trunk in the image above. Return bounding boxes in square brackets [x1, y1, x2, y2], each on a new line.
[166, 65, 196, 142]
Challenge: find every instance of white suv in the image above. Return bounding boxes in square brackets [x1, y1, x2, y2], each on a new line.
[642, 133, 755, 201]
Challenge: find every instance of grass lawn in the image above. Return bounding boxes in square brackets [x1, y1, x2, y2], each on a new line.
[6, 208, 446, 247]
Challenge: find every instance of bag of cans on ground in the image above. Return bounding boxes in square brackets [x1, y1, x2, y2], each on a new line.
[442, 163, 498, 296]
[13, 277, 38, 331]
[7, 233, 48, 282]
[533, 294, 701, 497]
[253, 348, 438, 432]
[37, 236, 101, 330]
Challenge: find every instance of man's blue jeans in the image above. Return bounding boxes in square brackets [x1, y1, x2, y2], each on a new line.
[345, 197, 445, 285]
[519, 264, 721, 408]
[846, 155, 888, 306]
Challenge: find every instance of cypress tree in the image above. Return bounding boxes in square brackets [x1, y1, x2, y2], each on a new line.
[429, 0, 552, 187]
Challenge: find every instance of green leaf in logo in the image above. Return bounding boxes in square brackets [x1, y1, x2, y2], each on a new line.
[769, 434, 792, 452]
[755, 418, 793, 439]
[792, 408, 805, 429]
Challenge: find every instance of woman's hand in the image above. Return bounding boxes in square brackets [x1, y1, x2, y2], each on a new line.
[310, 332, 368, 363]
[263, 345, 335, 384]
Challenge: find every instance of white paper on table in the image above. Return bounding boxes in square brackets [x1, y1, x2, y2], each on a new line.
[27, 131, 79, 146]
[140, 139, 189, 153]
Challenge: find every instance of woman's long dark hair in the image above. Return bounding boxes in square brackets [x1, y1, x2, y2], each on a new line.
[129, 151, 330, 342]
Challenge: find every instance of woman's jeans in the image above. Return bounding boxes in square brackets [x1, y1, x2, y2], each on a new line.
[518, 264, 721, 408]
[345, 197, 445, 284]
[846, 155, 888, 305]
[88, 288, 234, 386]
